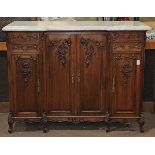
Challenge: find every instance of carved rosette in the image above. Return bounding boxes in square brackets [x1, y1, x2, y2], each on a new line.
[48, 38, 71, 66]
[114, 54, 137, 86]
[16, 55, 37, 86]
[80, 38, 105, 67]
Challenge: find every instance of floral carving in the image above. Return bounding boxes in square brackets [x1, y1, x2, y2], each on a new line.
[114, 54, 137, 86]
[121, 60, 133, 85]
[48, 38, 71, 66]
[16, 55, 36, 86]
[80, 38, 105, 67]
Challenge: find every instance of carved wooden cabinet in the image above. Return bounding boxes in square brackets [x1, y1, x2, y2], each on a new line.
[6, 31, 145, 132]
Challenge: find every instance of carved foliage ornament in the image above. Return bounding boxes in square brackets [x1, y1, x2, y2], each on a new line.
[114, 54, 137, 86]
[113, 43, 142, 51]
[9, 34, 39, 42]
[16, 55, 37, 86]
[48, 38, 71, 66]
[12, 44, 38, 51]
[112, 33, 142, 41]
[121, 59, 133, 85]
[80, 37, 105, 67]
[67, 117, 84, 123]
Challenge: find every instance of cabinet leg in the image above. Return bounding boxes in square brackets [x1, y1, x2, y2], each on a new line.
[41, 113, 48, 133]
[139, 113, 144, 133]
[8, 112, 14, 133]
[105, 112, 110, 132]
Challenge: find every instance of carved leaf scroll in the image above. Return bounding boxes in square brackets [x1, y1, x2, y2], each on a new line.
[12, 45, 38, 51]
[9, 34, 39, 42]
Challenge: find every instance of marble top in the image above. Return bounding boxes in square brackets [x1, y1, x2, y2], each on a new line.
[2, 21, 151, 31]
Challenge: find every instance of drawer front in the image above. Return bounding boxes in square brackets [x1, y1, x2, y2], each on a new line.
[111, 32, 144, 42]
[9, 44, 39, 53]
[112, 42, 142, 53]
[8, 32, 40, 44]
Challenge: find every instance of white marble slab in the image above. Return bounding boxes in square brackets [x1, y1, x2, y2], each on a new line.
[2, 21, 151, 31]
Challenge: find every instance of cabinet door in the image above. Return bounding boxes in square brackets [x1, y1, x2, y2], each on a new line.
[77, 33, 107, 116]
[9, 54, 41, 117]
[46, 33, 75, 116]
[110, 53, 142, 117]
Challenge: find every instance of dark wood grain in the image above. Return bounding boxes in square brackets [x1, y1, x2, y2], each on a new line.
[46, 33, 75, 116]
[77, 32, 107, 116]
[6, 31, 146, 132]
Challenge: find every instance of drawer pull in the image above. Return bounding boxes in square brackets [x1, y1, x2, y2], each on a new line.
[37, 78, 40, 93]
[77, 71, 80, 83]
[71, 73, 75, 83]
[112, 76, 115, 93]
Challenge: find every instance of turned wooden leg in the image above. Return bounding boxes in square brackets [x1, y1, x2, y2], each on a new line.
[105, 112, 110, 132]
[41, 113, 48, 133]
[139, 113, 144, 133]
[8, 112, 14, 133]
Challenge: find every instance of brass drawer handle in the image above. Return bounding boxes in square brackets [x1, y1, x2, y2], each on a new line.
[112, 76, 115, 93]
[36, 78, 40, 93]
[71, 73, 75, 83]
[77, 72, 80, 83]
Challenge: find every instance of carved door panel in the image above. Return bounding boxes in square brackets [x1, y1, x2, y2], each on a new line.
[110, 53, 142, 117]
[77, 33, 107, 116]
[46, 33, 75, 116]
[10, 54, 41, 117]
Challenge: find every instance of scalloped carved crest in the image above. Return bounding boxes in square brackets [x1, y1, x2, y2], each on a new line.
[48, 38, 72, 66]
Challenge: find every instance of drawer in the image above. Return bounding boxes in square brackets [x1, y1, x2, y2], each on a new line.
[112, 42, 142, 53]
[9, 44, 39, 53]
[111, 32, 144, 42]
[8, 32, 40, 44]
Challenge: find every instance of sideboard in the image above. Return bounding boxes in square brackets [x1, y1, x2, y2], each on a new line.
[3, 21, 151, 132]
